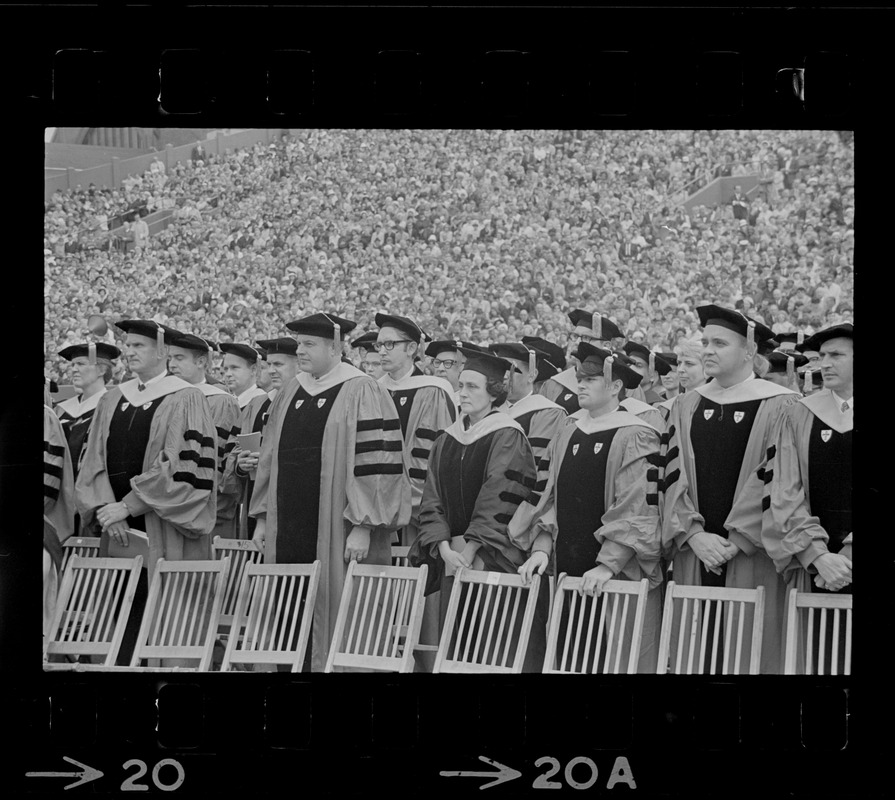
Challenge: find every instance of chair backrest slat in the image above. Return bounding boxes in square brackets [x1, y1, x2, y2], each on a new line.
[657, 583, 765, 675]
[435, 570, 541, 674]
[783, 589, 852, 676]
[324, 563, 428, 673]
[45, 556, 143, 669]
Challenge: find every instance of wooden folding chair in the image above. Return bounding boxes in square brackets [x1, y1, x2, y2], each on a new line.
[325, 561, 429, 673]
[212, 536, 264, 637]
[543, 575, 650, 674]
[783, 589, 852, 676]
[220, 562, 321, 672]
[434, 569, 541, 674]
[121, 558, 230, 671]
[390, 545, 411, 567]
[657, 582, 765, 675]
[44, 555, 143, 670]
[60, 536, 101, 577]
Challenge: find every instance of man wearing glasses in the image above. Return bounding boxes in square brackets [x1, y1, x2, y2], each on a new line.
[375, 313, 456, 672]
[538, 309, 623, 413]
[374, 313, 456, 550]
[424, 339, 485, 411]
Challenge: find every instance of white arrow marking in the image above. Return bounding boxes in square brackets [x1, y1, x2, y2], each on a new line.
[26, 756, 104, 789]
[440, 755, 522, 790]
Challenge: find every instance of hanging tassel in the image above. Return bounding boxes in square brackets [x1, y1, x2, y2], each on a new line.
[506, 364, 514, 396]
[603, 354, 614, 385]
[155, 322, 165, 351]
[206, 339, 214, 364]
[786, 355, 795, 389]
[803, 367, 811, 394]
[528, 347, 536, 377]
[324, 313, 341, 351]
[88, 342, 97, 366]
[648, 351, 655, 375]
[797, 330, 804, 346]
[746, 319, 755, 350]
[594, 314, 603, 340]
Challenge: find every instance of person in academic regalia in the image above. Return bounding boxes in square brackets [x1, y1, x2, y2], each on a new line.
[522, 336, 567, 393]
[538, 310, 623, 414]
[656, 342, 707, 423]
[511, 344, 664, 673]
[611, 348, 670, 432]
[656, 352, 681, 404]
[425, 339, 485, 411]
[76, 320, 218, 665]
[623, 341, 670, 407]
[374, 313, 456, 549]
[408, 349, 539, 669]
[763, 350, 808, 392]
[167, 332, 241, 539]
[662, 305, 799, 674]
[760, 324, 854, 592]
[249, 314, 410, 672]
[44, 397, 75, 642]
[350, 331, 385, 380]
[757, 324, 853, 672]
[489, 341, 568, 491]
[219, 343, 270, 539]
[55, 342, 121, 480]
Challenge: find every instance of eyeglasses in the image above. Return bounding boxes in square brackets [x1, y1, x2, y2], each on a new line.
[434, 359, 458, 369]
[375, 340, 412, 352]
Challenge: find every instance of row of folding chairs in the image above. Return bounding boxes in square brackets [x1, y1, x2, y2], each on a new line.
[49, 538, 852, 675]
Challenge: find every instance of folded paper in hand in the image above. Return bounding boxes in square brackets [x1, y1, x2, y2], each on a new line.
[108, 528, 149, 560]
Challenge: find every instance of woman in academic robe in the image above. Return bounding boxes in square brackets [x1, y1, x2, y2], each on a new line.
[662, 305, 799, 674]
[409, 349, 539, 668]
[510, 344, 664, 673]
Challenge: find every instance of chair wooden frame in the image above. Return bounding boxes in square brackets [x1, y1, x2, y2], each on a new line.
[390, 545, 411, 567]
[44, 555, 143, 670]
[543, 575, 650, 674]
[118, 557, 230, 671]
[325, 561, 429, 673]
[220, 561, 321, 672]
[434, 569, 541, 674]
[783, 589, 852, 676]
[212, 536, 264, 636]
[657, 581, 766, 675]
[60, 536, 101, 576]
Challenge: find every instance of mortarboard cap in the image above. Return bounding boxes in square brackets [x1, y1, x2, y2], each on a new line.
[457, 347, 513, 384]
[256, 337, 298, 356]
[350, 332, 379, 353]
[575, 342, 642, 390]
[115, 319, 176, 350]
[374, 312, 427, 343]
[426, 340, 484, 358]
[623, 342, 673, 376]
[58, 342, 121, 362]
[286, 313, 356, 340]
[168, 332, 218, 359]
[219, 342, 264, 364]
[567, 309, 622, 340]
[767, 350, 808, 375]
[696, 304, 775, 348]
[799, 323, 854, 353]
[658, 351, 679, 368]
[522, 336, 567, 380]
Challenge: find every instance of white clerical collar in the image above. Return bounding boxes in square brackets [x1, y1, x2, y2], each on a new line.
[831, 391, 853, 412]
[507, 391, 533, 409]
[237, 384, 268, 408]
[119, 372, 190, 405]
[140, 370, 168, 389]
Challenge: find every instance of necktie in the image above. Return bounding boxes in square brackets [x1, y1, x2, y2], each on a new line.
[841, 401, 849, 413]
[138, 383, 146, 392]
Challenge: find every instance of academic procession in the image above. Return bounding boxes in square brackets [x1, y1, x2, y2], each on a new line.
[42, 305, 853, 675]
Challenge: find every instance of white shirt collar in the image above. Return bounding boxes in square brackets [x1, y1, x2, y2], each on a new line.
[391, 364, 415, 383]
[139, 370, 168, 388]
[831, 391, 853, 411]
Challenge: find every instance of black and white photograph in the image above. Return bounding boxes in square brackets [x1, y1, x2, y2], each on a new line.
[42, 127, 854, 677]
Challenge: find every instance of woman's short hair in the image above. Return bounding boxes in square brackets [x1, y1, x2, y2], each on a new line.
[96, 358, 114, 384]
[484, 376, 509, 408]
[677, 340, 705, 360]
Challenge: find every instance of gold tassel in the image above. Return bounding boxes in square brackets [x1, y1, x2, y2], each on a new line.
[649, 351, 655, 374]
[786, 355, 795, 388]
[88, 342, 97, 365]
[603, 354, 614, 385]
[797, 330, 804, 346]
[803, 367, 811, 394]
[528, 347, 536, 377]
[746, 319, 755, 350]
[594, 315, 602, 340]
[156, 322, 165, 351]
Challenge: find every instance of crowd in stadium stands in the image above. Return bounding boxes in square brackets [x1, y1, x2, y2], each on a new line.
[44, 129, 854, 383]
